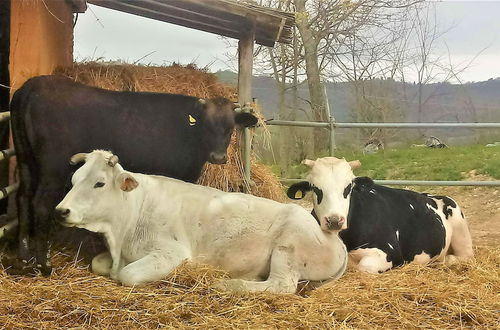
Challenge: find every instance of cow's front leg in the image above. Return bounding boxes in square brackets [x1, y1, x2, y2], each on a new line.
[91, 252, 113, 276]
[118, 245, 189, 286]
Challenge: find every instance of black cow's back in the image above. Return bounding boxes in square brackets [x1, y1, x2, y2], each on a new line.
[11, 75, 208, 183]
[340, 180, 447, 267]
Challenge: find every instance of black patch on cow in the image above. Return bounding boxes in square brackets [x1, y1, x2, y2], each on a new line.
[461, 211, 464, 219]
[424, 194, 457, 219]
[343, 183, 352, 199]
[286, 181, 311, 200]
[424, 197, 438, 209]
[312, 185, 323, 204]
[431, 195, 457, 208]
[339, 179, 449, 271]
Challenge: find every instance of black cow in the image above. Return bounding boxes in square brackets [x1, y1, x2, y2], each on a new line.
[287, 157, 474, 274]
[9, 75, 257, 274]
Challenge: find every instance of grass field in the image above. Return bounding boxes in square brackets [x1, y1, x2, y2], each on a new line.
[271, 144, 500, 181]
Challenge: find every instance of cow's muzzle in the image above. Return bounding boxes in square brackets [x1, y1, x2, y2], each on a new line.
[54, 207, 71, 224]
[209, 152, 227, 164]
[324, 215, 346, 231]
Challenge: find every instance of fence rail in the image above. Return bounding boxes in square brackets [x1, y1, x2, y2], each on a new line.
[256, 118, 500, 187]
[266, 119, 500, 129]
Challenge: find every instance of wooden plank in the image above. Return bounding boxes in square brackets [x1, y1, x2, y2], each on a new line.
[88, 0, 277, 46]
[89, 0, 242, 40]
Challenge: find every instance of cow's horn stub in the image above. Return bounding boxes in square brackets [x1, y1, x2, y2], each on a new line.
[348, 160, 362, 169]
[69, 153, 88, 165]
[107, 155, 119, 167]
[302, 159, 316, 168]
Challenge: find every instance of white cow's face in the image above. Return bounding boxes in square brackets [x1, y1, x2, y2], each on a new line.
[55, 150, 138, 229]
[287, 157, 360, 232]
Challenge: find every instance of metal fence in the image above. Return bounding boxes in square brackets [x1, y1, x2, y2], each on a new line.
[246, 118, 500, 187]
[0, 112, 17, 200]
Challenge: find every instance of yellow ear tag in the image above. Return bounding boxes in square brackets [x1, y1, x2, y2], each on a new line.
[188, 114, 197, 126]
[295, 190, 303, 199]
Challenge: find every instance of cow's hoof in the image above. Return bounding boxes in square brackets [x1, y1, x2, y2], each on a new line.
[36, 263, 53, 277]
[1, 256, 41, 276]
[214, 279, 246, 292]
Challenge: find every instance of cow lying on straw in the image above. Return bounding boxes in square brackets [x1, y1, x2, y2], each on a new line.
[55, 150, 348, 292]
[287, 157, 474, 274]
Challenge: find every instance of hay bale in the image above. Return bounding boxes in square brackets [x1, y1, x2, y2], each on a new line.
[0, 247, 498, 328]
[54, 62, 284, 201]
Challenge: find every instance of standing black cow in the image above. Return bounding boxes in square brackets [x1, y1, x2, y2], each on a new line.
[9, 75, 257, 275]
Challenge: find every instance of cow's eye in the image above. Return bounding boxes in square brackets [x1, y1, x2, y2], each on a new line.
[94, 182, 105, 188]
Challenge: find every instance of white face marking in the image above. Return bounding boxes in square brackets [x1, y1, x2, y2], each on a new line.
[305, 157, 355, 231]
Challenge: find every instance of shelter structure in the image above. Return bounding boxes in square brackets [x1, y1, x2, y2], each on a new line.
[0, 0, 294, 219]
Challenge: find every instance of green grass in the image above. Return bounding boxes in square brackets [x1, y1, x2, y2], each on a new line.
[270, 145, 500, 181]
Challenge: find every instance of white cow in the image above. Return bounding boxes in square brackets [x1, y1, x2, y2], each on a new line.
[55, 150, 348, 292]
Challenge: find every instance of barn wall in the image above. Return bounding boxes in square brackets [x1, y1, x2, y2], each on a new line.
[9, 0, 74, 93]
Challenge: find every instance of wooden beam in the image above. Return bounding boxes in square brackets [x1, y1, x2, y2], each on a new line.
[88, 0, 278, 46]
[238, 19, 255, 106]
[238, 17, 256, 187]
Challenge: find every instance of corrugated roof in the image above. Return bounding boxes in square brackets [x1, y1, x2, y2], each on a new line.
[87, 0, 295, 46]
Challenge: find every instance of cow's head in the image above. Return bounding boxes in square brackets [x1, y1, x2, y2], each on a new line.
[55, 150, 139, 229]
[286, 157, 361, 232]
[198, 97, 258, 164]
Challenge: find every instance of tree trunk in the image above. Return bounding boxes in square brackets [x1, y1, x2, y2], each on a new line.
[294, 0, 328, 154]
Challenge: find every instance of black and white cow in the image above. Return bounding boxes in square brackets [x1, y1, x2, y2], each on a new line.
[287, 157, 474, 274]
[54, 150, 348, 292]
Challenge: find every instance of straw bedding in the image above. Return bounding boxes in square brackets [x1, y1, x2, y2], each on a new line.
[0, 247, 498, 328]
[54, 62, 284, 201]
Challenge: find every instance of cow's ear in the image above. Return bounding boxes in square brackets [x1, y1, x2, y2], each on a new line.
[353, 176, 374, 192]
[286, 181, 312, 200]
[235, 112, 258, 128]
[116, 172, 139, 192]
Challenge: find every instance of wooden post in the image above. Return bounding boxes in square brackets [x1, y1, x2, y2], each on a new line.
[238, 17, 255, 190]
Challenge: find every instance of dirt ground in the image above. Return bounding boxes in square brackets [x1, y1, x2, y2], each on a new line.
[294, 184, 500, 249]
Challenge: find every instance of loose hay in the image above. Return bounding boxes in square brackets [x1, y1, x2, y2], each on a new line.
[0, 247, 498, 328]
[54, 62, 284, 201]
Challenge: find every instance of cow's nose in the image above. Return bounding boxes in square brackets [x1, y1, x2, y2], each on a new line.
[55, 208, 71, 221]
[325, 215, 346, 231]
[209, 152, 227, 164]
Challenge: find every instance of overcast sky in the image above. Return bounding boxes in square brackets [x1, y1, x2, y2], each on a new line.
[74, 1, 500, 82]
